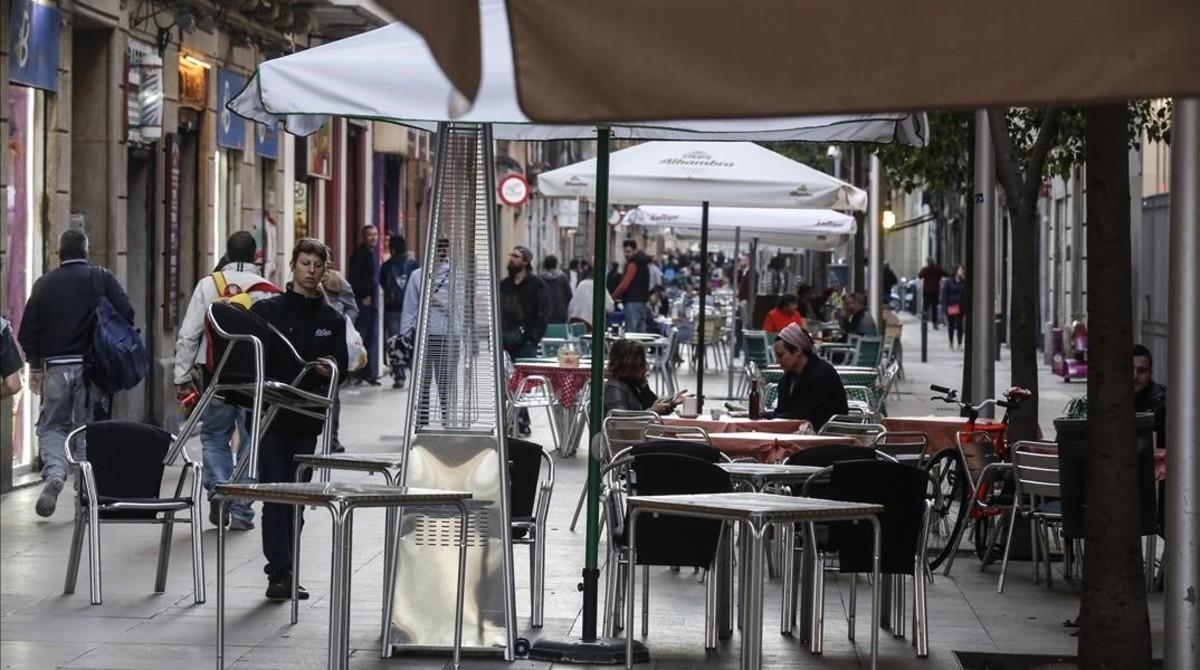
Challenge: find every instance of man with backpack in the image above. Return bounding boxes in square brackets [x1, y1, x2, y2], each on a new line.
[380, 235, 418, 389]
[19, 229, 136, 517]
[173, 231, 280, 530]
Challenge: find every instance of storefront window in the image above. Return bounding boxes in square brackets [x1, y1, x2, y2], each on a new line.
[6, 85, 47, 474]
[212, 149, 242, 264]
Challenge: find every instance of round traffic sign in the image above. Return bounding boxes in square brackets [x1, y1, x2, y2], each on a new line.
[498, 174, 531, 207]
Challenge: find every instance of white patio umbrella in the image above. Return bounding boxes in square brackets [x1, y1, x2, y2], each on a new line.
[229, 13, 928, 145]
[627, 205, 856, 251]
[537, 141, 867, 211]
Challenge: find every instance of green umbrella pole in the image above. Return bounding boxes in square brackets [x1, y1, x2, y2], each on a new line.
[581, 126, 610, 642]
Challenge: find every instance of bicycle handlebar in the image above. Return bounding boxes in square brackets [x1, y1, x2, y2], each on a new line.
[930, 384, 954, 395]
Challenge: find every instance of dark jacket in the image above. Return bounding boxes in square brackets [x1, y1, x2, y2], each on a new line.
[251, 289, 348, 435]
[883, 267, 899, 298]
[918, 264, 946, 295]
[540, 270, 573, 324]
[18, 260, 135, 369]
[380, 256, 417, 313]
[499, 273, 548, 353]
[612, 252, 651, 303]
[348, 245, 377, 302]
[1135, 381, 1167, 449]
[603, 377, 659, 415]
[770, 354, 849, 429]
[943, 277, 966, 307]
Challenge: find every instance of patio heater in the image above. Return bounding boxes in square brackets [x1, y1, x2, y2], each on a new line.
[389, 122, 517, 659]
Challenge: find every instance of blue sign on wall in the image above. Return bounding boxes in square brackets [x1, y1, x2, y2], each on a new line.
[255, 122, 279, 160]
[9, 0, 62, 91]
[216, 69, 248, 150]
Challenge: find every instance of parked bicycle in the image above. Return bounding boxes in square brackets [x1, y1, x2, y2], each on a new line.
[923, 384, 1032, 574]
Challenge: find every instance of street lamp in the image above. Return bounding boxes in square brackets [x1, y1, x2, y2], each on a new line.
[882, 210, 897, 230]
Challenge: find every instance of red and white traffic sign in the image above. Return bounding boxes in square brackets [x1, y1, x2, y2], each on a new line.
[498, 173, 530, 207]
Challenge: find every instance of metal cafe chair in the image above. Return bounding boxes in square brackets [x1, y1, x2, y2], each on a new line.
[502, 352, 561, 452]
[642, 423, 714, 448]
[508, 437, 556, 627]
[63, 421, 204, 606]
[569, 410, 662, 532]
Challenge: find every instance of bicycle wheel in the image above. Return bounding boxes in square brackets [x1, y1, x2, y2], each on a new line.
[924, 449, 970, 571]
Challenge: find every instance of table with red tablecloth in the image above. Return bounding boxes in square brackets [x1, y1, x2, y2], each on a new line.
[881, 415, 1007, 454]
[707, 432, 864, 463]
[663, 416, 812, 435]
[509, 361, 594, 456]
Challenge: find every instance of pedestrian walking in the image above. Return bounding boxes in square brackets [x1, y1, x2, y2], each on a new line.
[18, 229, 135, 518]
[500, 246, 548, 436]
[944, 264, 966, 349]
[611, 239, 653, 333]
[402, 239, 454, 425]
[380, 235, 418, 389]
[0, 315, 24, 399]
[883, 261, 899, 304]
[250, 238, 347, 600]
[566, 266, 614, 332]
[173, 231, 280, 529]
[918, 257, 946, 328]
[348, 224, 380, 385]
[539, 254, 573, 324]
[319, 267, 360, 454]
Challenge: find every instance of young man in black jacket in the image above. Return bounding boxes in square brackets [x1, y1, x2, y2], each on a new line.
[251, 239, 348, 600]
[347, 224, 380, 384]
[500, 246, 547, 436]
[19, 229, 135, 517]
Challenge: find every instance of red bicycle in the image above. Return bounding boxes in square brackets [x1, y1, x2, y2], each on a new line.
[922, 385, 1032, 574]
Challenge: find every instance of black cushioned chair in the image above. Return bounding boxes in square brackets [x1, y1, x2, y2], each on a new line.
[507, 437, 555, 627]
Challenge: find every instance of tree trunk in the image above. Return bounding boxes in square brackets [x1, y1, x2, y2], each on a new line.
[1077, 103, 1151, 670]
[1006, 196, 1042, 442]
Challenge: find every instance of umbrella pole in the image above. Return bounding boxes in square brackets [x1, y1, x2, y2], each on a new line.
[529, 126, 648, 664]
[696, 201, 710, 409]
[726, 225, 741, 397]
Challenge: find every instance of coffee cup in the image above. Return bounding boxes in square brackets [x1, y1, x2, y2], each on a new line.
[710, 408, 723, 420]
[681, 396, 699, 417]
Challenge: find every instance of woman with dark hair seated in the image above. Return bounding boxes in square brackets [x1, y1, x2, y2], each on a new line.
[767, 323, 848, 430]
[762, 294, 806, 333]
[602, 339, 686, 415]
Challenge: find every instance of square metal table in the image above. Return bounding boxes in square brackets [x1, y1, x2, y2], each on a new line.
[213, 482, 472, 670]
[624, 492, 884, 670]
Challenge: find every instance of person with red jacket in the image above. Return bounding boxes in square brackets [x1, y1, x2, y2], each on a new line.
[762, 294, 806, 333]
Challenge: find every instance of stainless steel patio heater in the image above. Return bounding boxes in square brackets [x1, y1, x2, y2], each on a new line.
[387, 123, 517, 659]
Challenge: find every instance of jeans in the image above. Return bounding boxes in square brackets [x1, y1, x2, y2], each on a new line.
[624, 301, 651, 333]
[384, 310, 406, 384]
[947, 312, 965, 346]
[507, 342, 539, 432]
[417, 335, 456, 426]
[200, 400, 254, 521]
[37, 363, 108, 483]
[355, 303, 379, 379]
[258, 428, 318, 579]
[923, 291, 940, 327]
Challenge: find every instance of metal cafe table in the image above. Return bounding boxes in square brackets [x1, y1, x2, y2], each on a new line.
[213, 482, 472, 670]
[624, 492, 884, 670]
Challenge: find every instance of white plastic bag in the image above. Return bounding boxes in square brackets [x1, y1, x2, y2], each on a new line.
[345, 316, 367, 371]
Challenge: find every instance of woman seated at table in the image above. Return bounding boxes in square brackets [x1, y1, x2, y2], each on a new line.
[603, 339, 686, 415]
[766, 323, 848, 429]
[762, 294, 806, 333]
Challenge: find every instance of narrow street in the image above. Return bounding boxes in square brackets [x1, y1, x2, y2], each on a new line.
[0, 316, 1163, 668]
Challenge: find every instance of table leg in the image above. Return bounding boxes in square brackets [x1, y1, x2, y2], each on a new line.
[799, 522, 815, 644]
[453, 502, 469, 670]
[625, 510, 641, 670]
[870, 516, 882, 670]
[340, 509, 354, 664]
[327, 506, 349, 670]
[780, 523, 794, 635]
[291, 465, 310, 625]
[215, 497, 228, 670]
[717, 522, 734, 639]
[741, 520, 766, 670]
[379, 495, 399, 658]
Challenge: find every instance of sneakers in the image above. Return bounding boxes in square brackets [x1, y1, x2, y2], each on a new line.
[392, 378, 405, 390]
[266, 576, 310, 601]
[35, 479, 64, 517]
[331, 440, 346, 454]
[228, 516, 255, 531]
[209, 501, 228, 528]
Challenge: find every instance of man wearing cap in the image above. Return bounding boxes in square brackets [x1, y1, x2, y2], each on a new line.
[768, 323, 849, 430]
[500, 246, 548, 436]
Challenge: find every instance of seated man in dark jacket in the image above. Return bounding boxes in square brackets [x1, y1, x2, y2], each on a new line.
[767, 323, 848, 430]
[250, 238, 348, 601]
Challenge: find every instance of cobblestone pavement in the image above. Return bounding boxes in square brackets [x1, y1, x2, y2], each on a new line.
[1, 315, 1164, 668]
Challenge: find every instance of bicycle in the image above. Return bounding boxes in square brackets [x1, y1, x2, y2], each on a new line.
[922, 384, 1032, 575]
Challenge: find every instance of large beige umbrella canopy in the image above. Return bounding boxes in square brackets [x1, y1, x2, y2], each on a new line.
[385, 0, 1200, 121]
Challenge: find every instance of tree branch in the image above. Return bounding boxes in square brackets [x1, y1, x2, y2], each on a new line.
[987, 108, 1024, 203]
[1023, 107, 1061, 198]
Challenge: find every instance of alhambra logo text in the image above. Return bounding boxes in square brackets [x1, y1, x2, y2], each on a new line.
[659, 150, 734, 168]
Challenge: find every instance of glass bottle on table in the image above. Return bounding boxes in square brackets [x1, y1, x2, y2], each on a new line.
[748, 364, 763, 420]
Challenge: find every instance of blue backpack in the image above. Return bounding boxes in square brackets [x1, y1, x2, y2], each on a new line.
[86, 269, 148, 394]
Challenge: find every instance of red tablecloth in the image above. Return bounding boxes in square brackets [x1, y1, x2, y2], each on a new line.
[708, 432, 863, 463]
[663, 416, 812, 435]
[881, 415, 1007, 454]
[509, 363, 593, 407]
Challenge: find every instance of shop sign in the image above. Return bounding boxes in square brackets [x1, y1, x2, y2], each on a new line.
[127, 40, 163, 144]
[9, 0, 61, 91]
[178, 57, 207, 110]
[255, 122, 279, 159]
[163, 134, 181, 329]
[216, 69, 248, 150]
[293, 181, 309, 239]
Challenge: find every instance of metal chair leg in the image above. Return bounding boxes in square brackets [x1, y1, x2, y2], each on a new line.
[190, 498, 206, 604]
[155, 512, 176, 593]
[704, 563, 718, 650]
[914, 572, 929, 657]
[1144, 534, 1157, 593]
[892, 574, 906, 639]
[809, 550, 826, 654]
[848, 575, 858, 642]
[1040, 520, 1054, 589]
[569, 482, 587, 532]
[641, 565, 650, 638]
[1031, 516, 1041, 584]
[87, 502, 102, 605]
[780, 524, 795, 635]
[64, 508, 86, 595]
[998, 507, 1019, 593]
